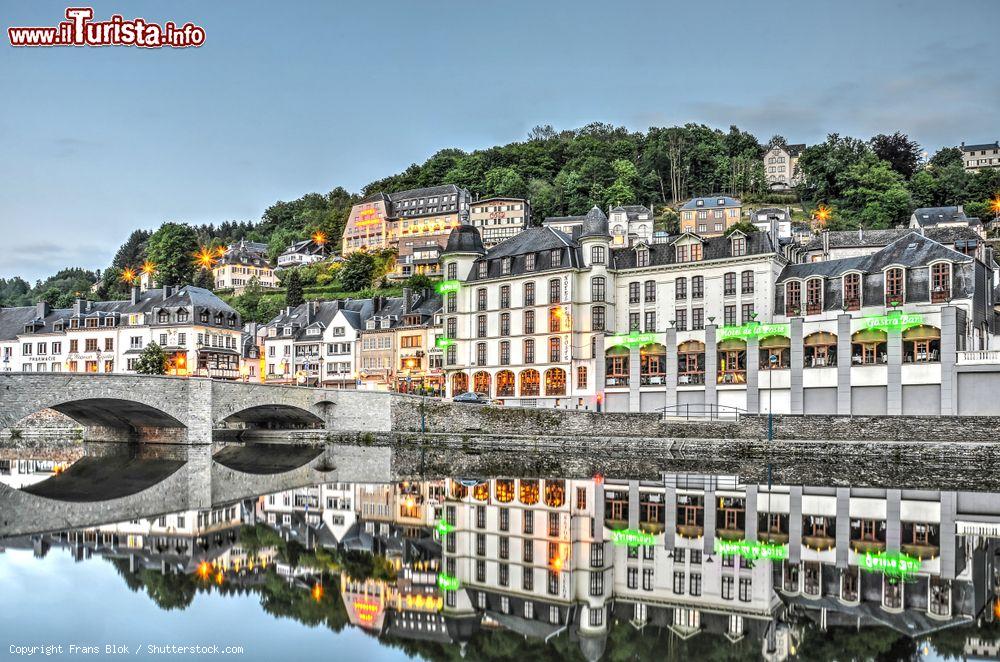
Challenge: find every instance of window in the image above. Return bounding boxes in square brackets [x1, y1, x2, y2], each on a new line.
[550, 249, 562, 267]
[548, 307, 562, 332]
[644, 311, 656, 332]
[501, 257, 512, 275]
[549, 337, 561, 362]
[500, 285, 510, 308]
[500, 312, 510, 336]
[739, 577, 752, 602]
[785, 281, 801, 315]
[724, 305, 736, 326]
[524, 340, 535, 364]
[692, 308, 704, 330]
[741, 270, 754, 294]
[447, 262, 457, 279]
[673, 571, 685, 594]
[629, 312, 640, 331]
[629, 282, 640, 304]
[643, 568, 654, 591]
[644, 280, 656, 302]
[692, 276, 704, 299]
[591, 306, 605, 331]
[675, 309, 687, 332]
[477, 315, 487, 338]
[446, 317, 457, 339]
[589, 571, 604, 596]
[524, 309, 535, 334]
[525, 254, 535, 271]
[627, 567, 638, 589]
[931, 263, 951, 302]
[637, 249, 649, 267]
[806, 278, 823, 315]
[689, 573, 702, 596]
[477, 262, 487, 278]
[590, 542, 604, 567]
[524, 282, 535, 306]
[476, 343, 487, 365]
[722, 576, 734, 600]
[724, 272, 736, 296]
[885, 268, 905, 305]
[500, 340, 510, 365]
[447, 292, 456, 313]
[732, 236, 747, 256]
[549, 279, 561, 304]
[577, 366, 587, 389]
[591, 277, 606, 302]
[477, 288, 487, 311]
[742, 304, 755, 324]
[843, 273, 861, 310]
[675, 277, 687, 300]
[591, 245, 605, 264]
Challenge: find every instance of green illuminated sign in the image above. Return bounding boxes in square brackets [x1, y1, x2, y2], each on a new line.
[437, 573, 460, 591]
[717, 322, 790, 341]
[606, 331, 658, 348]
[435, 519, 455, 537]
[714, 538, 788, 561]
[859, 551, 920, 579]
[610, 529, 656, 547]
[862, 311, 924, 333]
[435, 337, 455, 349]
[436, 280, 461, 294]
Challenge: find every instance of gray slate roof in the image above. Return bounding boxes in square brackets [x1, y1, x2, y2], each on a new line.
[610, 231, 776, 269]
[962, 141, 999, 152]
[800, 226, 981, 252]
[680, 195, 741, 210]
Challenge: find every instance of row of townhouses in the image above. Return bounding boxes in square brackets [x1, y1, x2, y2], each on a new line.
[0, 285, 244, 379]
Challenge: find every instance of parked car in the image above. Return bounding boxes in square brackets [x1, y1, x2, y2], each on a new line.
[453, 391, 489, 404]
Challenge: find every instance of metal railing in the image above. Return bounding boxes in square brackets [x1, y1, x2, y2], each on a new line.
[957, 350, 1000, 365]
[658, 403, 745, 422]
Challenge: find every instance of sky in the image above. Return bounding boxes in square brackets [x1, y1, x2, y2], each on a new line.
[1, 0, 998, 282]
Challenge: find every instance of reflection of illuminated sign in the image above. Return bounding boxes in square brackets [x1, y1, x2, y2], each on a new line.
[404, 593, 443, 611]
[354, 600, 381, 624]
[718, 323, 790, 341]
[435, 519, 455, 537]
[437, 573, 460, 591]
[610, 529, 656, 547]
[436, 280, 461, 294]
[860, 551, 920, 579]
[606, 331, 658, 348]
[714, 538, 788, 560]
[862, 312, 924, 333]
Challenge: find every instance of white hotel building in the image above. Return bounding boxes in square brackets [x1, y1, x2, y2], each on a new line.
[441, 210, 1000, 416]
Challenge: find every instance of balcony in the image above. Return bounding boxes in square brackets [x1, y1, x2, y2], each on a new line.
[850, 539, 887, 554]
[957, 350, 1000, 365]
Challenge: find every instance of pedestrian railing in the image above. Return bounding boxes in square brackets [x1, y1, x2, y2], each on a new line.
[658, 403, 745, 422]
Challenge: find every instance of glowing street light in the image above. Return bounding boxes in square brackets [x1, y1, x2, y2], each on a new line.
[312, 231, 328, 247]
[195, 246, 217, 270]
[991, 196, 1000, 218]
[120, 268, 137, 284]
[216, 245, 227, 258]
[141, 261, 157, 277]
[814, 204, 832, 226]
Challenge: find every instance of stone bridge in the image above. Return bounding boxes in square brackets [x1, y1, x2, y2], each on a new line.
[0, 442, 392, 538]
[0, 373, 397, 442]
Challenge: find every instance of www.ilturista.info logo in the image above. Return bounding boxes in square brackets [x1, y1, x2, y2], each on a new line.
[8, 7, 205, 48]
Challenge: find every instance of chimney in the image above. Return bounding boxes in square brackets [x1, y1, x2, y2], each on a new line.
[73, 298, 84, 316]
[36, 301, 50, 320]
[402, 287, 412, 314]
[130, 285, 141, 305]
[821, 230, 830, 257]
[163, 285, 174, 300]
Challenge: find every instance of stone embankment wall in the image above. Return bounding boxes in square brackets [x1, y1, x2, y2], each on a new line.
[389, 396, 1000, 443]
[0, 409, 80, 439]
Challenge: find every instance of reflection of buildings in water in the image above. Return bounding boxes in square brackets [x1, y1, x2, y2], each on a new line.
[0, 457, 66, 489]
[436, 474, 1000, 660]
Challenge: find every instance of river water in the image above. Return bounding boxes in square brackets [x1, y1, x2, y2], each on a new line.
[1, 439, 998, 661]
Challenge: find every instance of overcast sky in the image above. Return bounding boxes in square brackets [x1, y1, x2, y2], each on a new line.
[1, 0, 997, 282]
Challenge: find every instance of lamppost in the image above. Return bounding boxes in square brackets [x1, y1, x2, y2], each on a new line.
[768, 353, 778, 440]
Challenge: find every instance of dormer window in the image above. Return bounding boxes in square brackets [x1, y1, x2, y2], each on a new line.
[696, 199, 704, 207]
[525, 254, 536, 271]
[885, 268, 905, 306]
[477, 261, 487, 278]
[550, 249, 562, 267]
[177, 310, 189, 322]
[86, 317, 98, 328]
[931, 263, 951, 303]
[157, 312, 169, 324]
[200, 311, 209, 323]
[717, 198, 725, 206]
[785, 281, 801, 315]
[501, 257, 512, 275]
[806, 278, 823, 315]
[214, 313, 223, 325]
[283, 327, 291, 336]
[731, 236, 747, 257]
[636, 248, 649, 267]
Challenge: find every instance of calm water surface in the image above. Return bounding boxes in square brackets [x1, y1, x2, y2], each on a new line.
[1, 439, 998, 661]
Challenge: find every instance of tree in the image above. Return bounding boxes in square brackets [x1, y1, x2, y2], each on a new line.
[146, 222, 198, 286]
[135, 342, 168, 375]
[724, 220, 759, 236]
[403, 273, 433, 290]
[338, 252, 376, 292]
[929, 146, 963, 169]
[284, 269, 304, 307]
[482, 166, 528, 199]
[797, 133, 872, 202]
[870, 132, 922, 179]
[193, 267, 214, 290]
[839, 153, 913, 228]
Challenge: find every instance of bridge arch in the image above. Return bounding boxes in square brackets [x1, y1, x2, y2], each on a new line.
[217, 403, 324, 429]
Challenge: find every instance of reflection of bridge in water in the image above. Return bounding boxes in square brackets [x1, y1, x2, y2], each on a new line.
[0, 443, 392, 537]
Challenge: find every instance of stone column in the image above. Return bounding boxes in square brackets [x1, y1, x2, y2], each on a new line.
[664, 327, 678, 413]
[628, 345, 641, 413]
[887, 328, 903, 415]
[788, 486, 803, 564]
[627, 481, 640, 530]
[593, 334, 606, 412]
[940, 306, 957, 416]
[702, 483, 716, 555]
[837, 314, 852, 415]
[746, 336, 760, 414]
[790, 318, 804, 415]
[886, 489, 901, 552]
[835, 487, 850, 569]
[187, 378, 215, 444]
[704, 324, 717, 411]
[663, 481, 677, 551]
[940, 491, 957, 580]
[745, 485, 758, 542]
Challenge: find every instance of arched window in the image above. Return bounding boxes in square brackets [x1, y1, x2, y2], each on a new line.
[591, 245, 606, 265]
[544, 368, 566, 396]
[519, 369, 540, 396]
[843, 273, 861, 310]
[544, 480, 565, 508]
[473, 371, 491, 395]
[678, 341, 706, 385]
[495, 479, 515, 503]
[741, 270, 754, 294]
[851, 329, 887, 365]
[717, 339, 747, 384]
[806, 278, 823, 315]
[451, 482, 468, 499]
[523, 282, 535, 306]
[759, 335, 791, 369]
[931, 263, 951, 303]
[606, 346, 630, 387]
[644, 280, 656, 302]
[804, 332, 837, 367]
[884, 268, 905, 306]
[519, 479, 539, 505]
[903, 325, 941, 363]
[496, 370, 515, 397]
[548, 278, 561, 304]
[451, 372, 469, 395]
[640, 343, 666, 385]
[724, 272, 736, 296]
[591, 276, 606, 302]
[785, 281, 801, 316]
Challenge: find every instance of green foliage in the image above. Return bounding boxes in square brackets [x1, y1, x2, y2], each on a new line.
[483, 166, 528, 198]
[403, 273, 433, 291]
[146, 222, 198, 286]
[284, 269, 304, 307]
[134, 342, 168, 375]
[724, 220, 759, 236]
[837, 153, 913, 229]
[870, 131, 922, 179]
[339, 252, 377, 292]
[193, 267, 214, 290]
